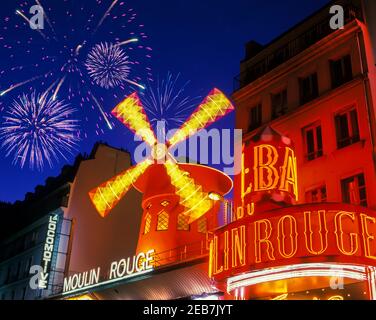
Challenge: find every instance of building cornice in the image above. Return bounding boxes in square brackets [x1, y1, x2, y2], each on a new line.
[233, 20, 363, 103]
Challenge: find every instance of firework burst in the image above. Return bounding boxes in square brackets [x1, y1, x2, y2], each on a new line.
[141, 73, 200, 134]
[0, 91, 80, 171]
[0, 0, 153, 135]
[85, 42, 131, 89]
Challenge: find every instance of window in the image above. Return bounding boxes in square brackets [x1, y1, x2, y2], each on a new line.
[157, 211, 169, 231]
[271, 89, 288, 120]
[22, 287, 27, 300]
[197, 218, 207, 233]
[303, 123, 323, 161]
[300, 73, 318, 105]
[177, 213, 190, 231]
[341, 173, 367, 207]
[24, 256, 33, 278]
[143, 213, 151, 234]
[160, 200, 170, 207]
[248, 104, 262, 131]
[16, 261, 21, 280]
[305, 186, 327, 203]
[31, 230, 39, 246]
[5, 266, 11, 284]
[330, 55, 352, 88]
[335, 108, 360, 149]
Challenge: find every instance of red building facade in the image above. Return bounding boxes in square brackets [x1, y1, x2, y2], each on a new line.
[234, 1, 376, 210]
[209, 0, 376, 300]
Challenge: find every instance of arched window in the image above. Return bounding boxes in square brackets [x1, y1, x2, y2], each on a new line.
[157, 211, 169, 231]
[160, 200, 170, 207]
[177, 213, 190, 231]
[144, 213, 152, 234]
[197, 217, 207, 233]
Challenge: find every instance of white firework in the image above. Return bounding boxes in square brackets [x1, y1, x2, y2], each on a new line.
[85, 42, 131, 89]
[0, 91, 80, 171]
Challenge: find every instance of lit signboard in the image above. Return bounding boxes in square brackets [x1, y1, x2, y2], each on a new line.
[234, 128, 298, 221]
[209, 203, 376, 280]
[38, 214, 59, 289]
[211, 128, 376, 282]
[62, 249, 155, 295]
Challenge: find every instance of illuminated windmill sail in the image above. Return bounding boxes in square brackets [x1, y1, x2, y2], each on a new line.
[89, 88, 234, 222]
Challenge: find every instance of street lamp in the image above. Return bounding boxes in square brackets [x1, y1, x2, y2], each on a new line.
[208, 192, 223, 201]
[208, 191, 234, 226]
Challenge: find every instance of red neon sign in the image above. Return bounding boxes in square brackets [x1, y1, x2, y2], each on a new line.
[210, 203, 376, 281]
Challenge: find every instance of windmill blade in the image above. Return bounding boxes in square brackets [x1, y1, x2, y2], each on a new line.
[112, 92, 157, 146]
[89, 159, 152, 217]
[168, 88, 234, 147]
[164, 160, 213, 223]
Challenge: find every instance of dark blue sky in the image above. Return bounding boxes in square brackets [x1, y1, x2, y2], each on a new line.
[0, 0, 329, 203]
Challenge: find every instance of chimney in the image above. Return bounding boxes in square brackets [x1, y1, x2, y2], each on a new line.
[244, 40, 264, 60]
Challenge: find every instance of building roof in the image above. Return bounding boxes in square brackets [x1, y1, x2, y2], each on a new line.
[0, 142, 131, 241]
[235, 0, 363, 91]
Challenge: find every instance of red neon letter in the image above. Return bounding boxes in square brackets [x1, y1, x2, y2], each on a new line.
[304, 210, 329, 255]
[254, 219, 275, 263]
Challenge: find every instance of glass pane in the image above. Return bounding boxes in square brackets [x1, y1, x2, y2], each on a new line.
[359, 188, 367, 202]
[157, 211, 169, 231]
[344, 55, 352, 80]
[357, 174, 365, 186]
[316, 126, 323, 151]
[321, 187, 327, 201]
[341, 179, 351, 203]
[350, 109, 359, 139]
[177, 213, 190, 231]
[312, 73, 319, 97]
[331, 59, 341, 87]
[144, 214, 151, 234]
[336, 114, 349, 147]
[197, 218, 207, 233]
[306, 129, 315, 157]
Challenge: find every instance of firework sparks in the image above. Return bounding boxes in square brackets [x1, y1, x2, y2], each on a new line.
[1, 0, 153, 135]
[85, 42, 131, 90]
[34, 0, 56, 35]
[93, 0, 119, 34]
[141, 73, 200, 133]
[0, 91, 80, 171]
[0, 75, 45, 97]
[116, 38, 139, 47]
[15, 9, 47, 40]
[88, 91, 113, 130]
[39, 79, 59, 104]
[52, 76, 67, 101]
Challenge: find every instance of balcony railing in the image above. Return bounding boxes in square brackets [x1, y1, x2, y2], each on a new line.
[234, 4, 363, 91]
[153, 240, 209, 268]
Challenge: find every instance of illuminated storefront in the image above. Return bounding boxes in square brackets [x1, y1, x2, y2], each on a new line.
[209, 126, 376, 300]
[220, 0, 376, 301]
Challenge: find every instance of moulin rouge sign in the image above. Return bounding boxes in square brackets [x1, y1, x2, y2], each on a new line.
[62, 250, 155, 295]
[209, 127, 376, 281]
[210, 204, 376, 280]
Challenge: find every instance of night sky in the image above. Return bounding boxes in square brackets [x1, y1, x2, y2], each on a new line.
[0, 0, 329, 203]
